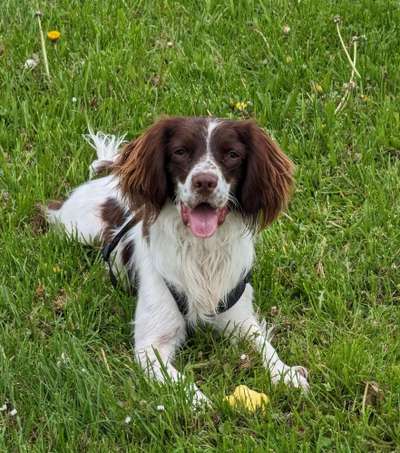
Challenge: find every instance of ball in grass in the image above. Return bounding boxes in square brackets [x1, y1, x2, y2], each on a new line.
[225, 385, 269, 413]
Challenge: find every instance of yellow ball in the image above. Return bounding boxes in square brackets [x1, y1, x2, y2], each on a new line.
[225, 385, 269, 413]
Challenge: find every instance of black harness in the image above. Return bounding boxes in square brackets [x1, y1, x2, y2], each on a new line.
[164, 271, 252, 317]
[102, 217, 138, 288]
[102, 219, 251, 317]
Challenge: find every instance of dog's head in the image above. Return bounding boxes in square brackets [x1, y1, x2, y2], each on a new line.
[115, 117, 293, 237]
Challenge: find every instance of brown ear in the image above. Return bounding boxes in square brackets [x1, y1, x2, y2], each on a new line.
[114, 118, 173, 224]
[237, 121, 294, 229]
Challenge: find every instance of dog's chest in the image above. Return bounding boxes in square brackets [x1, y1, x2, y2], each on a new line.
[149, 209, 254, 321]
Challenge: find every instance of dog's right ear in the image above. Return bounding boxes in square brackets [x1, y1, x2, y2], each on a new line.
[115, 118, 175, 223]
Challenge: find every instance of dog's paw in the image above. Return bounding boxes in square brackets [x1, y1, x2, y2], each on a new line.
[286, 365, 309, 391]
[272, 366, 309, 392]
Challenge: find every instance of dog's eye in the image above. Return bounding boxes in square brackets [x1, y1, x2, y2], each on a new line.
[173, 148, 187, 157]
[227, 150, 240, 159]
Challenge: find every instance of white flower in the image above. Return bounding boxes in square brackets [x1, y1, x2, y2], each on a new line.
[270, 306, 279, 316]
[24, 55, 39, 70]
[240, 354, 248, 361]
[0, 404, 7, 412]
[9, 409, 17, 416]
[156, 404, 165, 411]
[124, 416, 132, 424]
[57, 352, 69, 367]
[72, 97, 77, 103]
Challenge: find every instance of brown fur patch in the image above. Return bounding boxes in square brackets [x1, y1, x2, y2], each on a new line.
[31, 203, 49, 235]
[47, 200, 64, 210]
[92, 160, 114, 177]
[234, 121, 294, 229]
[121, 241, 134, 265]
[100, 197, 129, 243]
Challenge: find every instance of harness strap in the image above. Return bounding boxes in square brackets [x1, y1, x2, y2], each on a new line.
[164, 271, 252, 317]
[102, 217, 138, 288]
[164, 280, 189, 316]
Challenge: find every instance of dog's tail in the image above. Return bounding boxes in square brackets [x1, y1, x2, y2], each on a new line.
[44, 130, 126, 243]
[83, 129, 127, 178]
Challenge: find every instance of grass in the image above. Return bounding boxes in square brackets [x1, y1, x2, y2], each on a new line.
[1, 0, 400, 450]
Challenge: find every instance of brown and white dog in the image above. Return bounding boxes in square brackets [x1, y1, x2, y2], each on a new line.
[46, 117, 309, 406]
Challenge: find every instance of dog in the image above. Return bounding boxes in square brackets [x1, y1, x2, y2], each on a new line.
[46, 117, 309, 406]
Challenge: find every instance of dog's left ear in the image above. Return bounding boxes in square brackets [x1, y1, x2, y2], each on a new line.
[237, 121, 294, 229]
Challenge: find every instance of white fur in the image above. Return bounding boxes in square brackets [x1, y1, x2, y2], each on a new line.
[84, 129, 126, 178]
[46, 175, 118, 243]
[177, 119, 230, 209]
[206, 119, 220, 156]
[46, 130, 309, 408]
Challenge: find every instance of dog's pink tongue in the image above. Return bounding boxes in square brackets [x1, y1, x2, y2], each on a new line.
[188, 205, 219, 238]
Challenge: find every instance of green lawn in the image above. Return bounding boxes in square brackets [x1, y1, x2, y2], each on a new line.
[1, 0, 400, 450]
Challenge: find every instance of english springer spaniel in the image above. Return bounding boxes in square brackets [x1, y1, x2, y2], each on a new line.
[46, 117, 309, 406]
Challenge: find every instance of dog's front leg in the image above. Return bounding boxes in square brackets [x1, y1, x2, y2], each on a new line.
[213, 285, 309, 391]
[134, 275, 209, 407]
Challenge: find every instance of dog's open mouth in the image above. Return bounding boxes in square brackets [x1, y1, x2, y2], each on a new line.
[181, 203, 228, 238]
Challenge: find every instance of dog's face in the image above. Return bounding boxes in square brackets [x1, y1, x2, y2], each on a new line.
[116, 117, 293, 237]
[169, 119, 246, 238]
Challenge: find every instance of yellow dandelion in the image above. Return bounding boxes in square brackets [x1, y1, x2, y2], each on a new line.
[47, 30, 61, 42]
[313, 82, 323, 94]
[285, 56, 293, 64]
[52, 265, 61, 273]
[235, 101, 249, 112]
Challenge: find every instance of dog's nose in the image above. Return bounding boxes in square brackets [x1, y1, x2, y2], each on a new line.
[192, 173, 218, 193]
